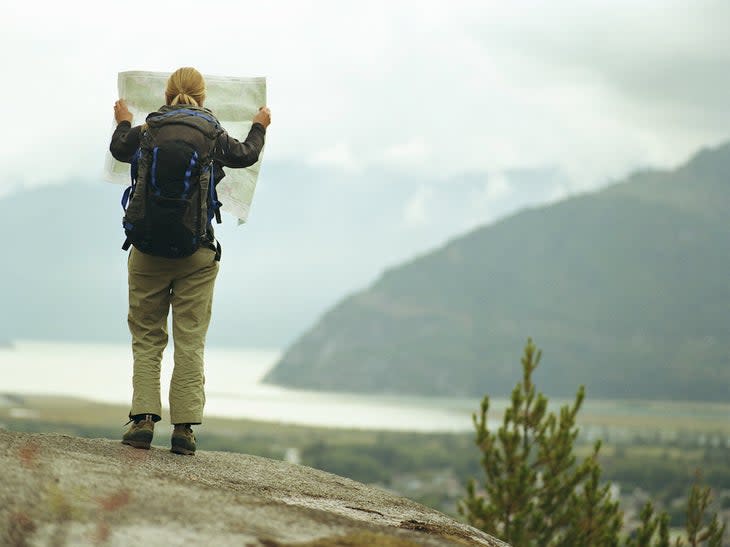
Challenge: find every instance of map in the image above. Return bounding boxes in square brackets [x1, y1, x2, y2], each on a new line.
[104, 70, 267, 223]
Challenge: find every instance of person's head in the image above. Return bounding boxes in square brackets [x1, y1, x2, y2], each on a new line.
[165, 67, 206, 107]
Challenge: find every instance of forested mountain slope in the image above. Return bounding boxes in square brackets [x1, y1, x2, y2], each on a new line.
[265, 143, 730, 401]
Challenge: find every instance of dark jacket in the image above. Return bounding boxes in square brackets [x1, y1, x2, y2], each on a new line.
[109, 105, 266, 256]
[109, 104, 266, 184]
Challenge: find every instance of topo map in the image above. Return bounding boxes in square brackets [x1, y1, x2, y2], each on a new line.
[104, 70, 267, 223]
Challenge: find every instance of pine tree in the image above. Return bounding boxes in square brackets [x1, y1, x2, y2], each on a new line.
[681, 483, 726, 547]
[624, 501, 669, 547]
[625, 485, 726, 547]
[459, 339, 726, 547]
[458, 338, 621, 545]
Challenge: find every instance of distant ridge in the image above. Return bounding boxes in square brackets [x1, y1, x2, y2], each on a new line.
[264, 142, 730, 401]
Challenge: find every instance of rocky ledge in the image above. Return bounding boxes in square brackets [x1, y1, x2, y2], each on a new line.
[1, 429, 507, 546]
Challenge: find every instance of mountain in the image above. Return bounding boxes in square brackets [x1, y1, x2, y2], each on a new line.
[0, 162, 566, 348]
[0, 430, 503, 546]
[263, 143, 730, 402]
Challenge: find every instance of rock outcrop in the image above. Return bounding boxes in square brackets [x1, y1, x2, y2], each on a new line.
[0, 430, 507, 546]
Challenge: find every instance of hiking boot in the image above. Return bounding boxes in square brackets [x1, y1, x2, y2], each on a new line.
[171, 424, 196, 455]
[122, 414, 155, 449]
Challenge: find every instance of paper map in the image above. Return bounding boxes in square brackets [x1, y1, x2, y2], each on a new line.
[103, 70, 267, 222]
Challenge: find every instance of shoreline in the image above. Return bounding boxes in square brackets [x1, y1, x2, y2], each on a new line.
[2, 392, 729, 438]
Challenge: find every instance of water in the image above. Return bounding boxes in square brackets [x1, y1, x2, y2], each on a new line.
[0, 340, 481, 432]
[4, 341, 726, 436]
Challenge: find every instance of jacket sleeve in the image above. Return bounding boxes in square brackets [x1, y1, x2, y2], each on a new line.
[214, 123, 266, 168]
[109, 121, 142, 163]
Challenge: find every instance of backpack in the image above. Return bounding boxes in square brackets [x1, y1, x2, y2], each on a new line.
[120, 106, 224, 260]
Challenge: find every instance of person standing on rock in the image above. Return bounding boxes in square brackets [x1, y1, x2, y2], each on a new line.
[109, 67, 271, 455]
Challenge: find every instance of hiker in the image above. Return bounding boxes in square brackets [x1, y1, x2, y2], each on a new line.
[109, 67, 271, 455]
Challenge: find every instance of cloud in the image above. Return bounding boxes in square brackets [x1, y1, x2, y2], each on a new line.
[0, 0, 727, 198]
[308, 142, 358, 170]
[466, 0, 730, 185]
[402, 185, 434, 227]
[462, 172, 512, 230]
[383, 137, 429, 167]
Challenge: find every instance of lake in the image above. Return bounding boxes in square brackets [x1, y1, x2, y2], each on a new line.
[0, 340, 482, 432]
[2, 341, 728, 437]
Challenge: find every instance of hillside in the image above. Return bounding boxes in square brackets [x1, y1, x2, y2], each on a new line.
[0, 429, 504, 546]
[264, 143, 730, 401]
[0, 163, 563, 348]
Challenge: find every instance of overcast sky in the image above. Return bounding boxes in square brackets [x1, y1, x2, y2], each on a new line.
[1, 0, 728, 198]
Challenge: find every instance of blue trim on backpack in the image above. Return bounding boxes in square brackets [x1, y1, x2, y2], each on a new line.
[121, 148, 142, 211]
[121, 186, 132, 209]
[183, 151, 198, 197]
[150, 147, 160, 196]
[207, 165, 220, 223]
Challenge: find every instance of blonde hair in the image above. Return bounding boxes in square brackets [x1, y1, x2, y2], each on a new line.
[165, 67, 206, 107]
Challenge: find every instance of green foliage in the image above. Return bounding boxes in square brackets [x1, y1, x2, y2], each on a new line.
[460, 339, 727, 547]
[302, 440, 390, 484]
[681, 483, 726, 547]
[625, 484, 727, 547]
[624, 502, 669, 547]
[459, 338, 621, 545]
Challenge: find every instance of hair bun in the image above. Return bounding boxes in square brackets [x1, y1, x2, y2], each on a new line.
[165, 68, 206, 107]
[171, 92, 199, 107]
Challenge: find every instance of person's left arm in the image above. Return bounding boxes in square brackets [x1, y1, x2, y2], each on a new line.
[109, 99, 142, 163]
[214, 123, 266, 169]
[213, 106, 271, 169]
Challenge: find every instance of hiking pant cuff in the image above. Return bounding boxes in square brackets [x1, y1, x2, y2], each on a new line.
[170, 416, 202, 425]
[129, 410, 162, 422]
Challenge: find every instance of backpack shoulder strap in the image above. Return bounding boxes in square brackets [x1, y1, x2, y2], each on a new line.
[146, 108, 223, 141]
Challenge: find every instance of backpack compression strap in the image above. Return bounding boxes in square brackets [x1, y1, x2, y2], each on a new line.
[121, 148, 142, 251]
[207, 164, 223, 224]
[207, 164, 222, 261]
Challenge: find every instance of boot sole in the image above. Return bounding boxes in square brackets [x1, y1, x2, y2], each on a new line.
[122, 439, 151, 449]
[170, 445, 195, 455]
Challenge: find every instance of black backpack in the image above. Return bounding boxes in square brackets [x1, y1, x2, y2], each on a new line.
[121, 106, 224, 259]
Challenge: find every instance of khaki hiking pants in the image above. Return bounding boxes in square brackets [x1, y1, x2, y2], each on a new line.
[127, 246, 219, 425]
